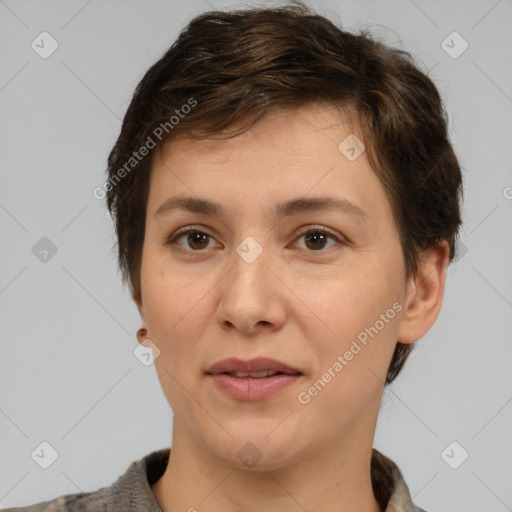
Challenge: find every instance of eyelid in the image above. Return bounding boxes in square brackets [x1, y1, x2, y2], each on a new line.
[292, 224, 344, 243]
[166, 225, 220, 245]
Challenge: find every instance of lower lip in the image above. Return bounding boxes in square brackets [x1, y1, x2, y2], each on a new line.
[207, 373, 302, 401]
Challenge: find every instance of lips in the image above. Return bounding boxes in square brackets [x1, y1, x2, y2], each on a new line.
[206, 357, 302, 376]
[206, 357, 303, 401]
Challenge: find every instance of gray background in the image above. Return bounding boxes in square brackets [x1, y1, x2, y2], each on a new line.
[1, 0, 511, 510]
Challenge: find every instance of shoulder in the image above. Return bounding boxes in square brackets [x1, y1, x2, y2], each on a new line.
[1, 448, 170, 512]
[0, 489, 110, 511]
[371, 448, 429, 512]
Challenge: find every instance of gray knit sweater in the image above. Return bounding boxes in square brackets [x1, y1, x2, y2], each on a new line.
[1, 448, 427, 511]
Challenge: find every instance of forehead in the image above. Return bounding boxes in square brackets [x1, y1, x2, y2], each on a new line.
[146, 104, 391, 230]
[157, 104, 360, 161]
[150, 105, 367, 186]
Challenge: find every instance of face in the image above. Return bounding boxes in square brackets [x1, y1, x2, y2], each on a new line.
[136, 104, 415, 469]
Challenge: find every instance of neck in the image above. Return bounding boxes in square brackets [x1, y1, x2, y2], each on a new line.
[152, 413, 383, 512]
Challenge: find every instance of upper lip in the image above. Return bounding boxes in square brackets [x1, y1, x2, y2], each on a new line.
[206, 357, 302, 375]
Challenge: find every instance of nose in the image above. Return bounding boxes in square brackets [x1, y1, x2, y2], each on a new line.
[216, 241, 287, 335]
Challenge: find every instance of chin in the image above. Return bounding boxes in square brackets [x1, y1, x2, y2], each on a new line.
[209, 430, 303, 471]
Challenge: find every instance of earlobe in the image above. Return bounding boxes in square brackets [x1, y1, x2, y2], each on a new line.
[396, 241, 450, 344]
[136, 326, 148, 344]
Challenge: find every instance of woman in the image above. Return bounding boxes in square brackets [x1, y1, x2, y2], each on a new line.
[3, 1, 463, 510]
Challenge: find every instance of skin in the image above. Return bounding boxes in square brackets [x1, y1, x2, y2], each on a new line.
[134, 104, 449, 512]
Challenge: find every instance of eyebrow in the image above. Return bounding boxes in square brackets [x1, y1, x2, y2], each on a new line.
[154, 195, 368, 221]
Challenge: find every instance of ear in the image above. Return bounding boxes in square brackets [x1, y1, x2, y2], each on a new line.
[396, 240, 450, 344]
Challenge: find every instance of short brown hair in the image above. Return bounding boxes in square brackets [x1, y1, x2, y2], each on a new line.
[105, 2, 463, 384]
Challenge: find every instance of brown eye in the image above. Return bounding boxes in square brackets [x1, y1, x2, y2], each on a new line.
[166, 228, 217, 251]
[295, 227, 342, 252]
[185, 231, 210, 250]
[304, 230, 328, 250]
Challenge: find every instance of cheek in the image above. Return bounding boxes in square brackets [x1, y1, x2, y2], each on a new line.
[298, 263, 402, 377]
[300, 261, 400, 331]
[143, 269, 213, 411]
[142, 264, 215, 365]
[142, 249, 196, 331]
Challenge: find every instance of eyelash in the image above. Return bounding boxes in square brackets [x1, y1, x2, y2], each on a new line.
[165, 225, 345, 253]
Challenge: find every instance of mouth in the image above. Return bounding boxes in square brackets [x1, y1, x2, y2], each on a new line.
[205, 357, 303, 401]
[220, 370, 301, 378]
[205, 357, 303, 376]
